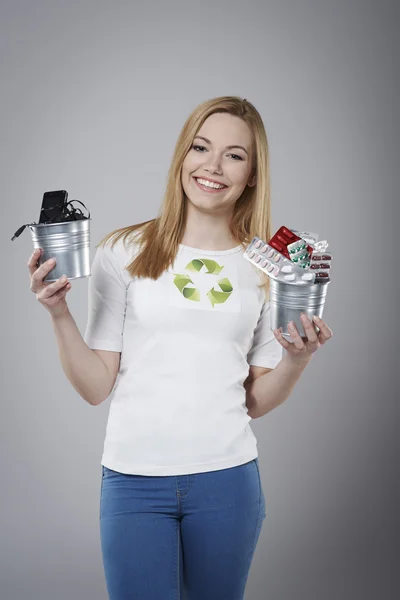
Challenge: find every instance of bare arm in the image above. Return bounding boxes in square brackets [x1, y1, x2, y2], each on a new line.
[245, 354, 312, 419]
[27, 249, 119, 406]
[51, 308, 118, 406]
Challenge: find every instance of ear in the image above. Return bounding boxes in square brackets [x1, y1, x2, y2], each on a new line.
[247, 173, 256, 188]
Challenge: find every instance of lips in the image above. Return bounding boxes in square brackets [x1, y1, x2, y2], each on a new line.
[193, 177, 228, 193]
[194, 176, 227, 187]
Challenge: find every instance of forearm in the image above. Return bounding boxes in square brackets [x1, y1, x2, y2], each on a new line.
[51, 308, 114, 406]
[246, 353, 312, 419]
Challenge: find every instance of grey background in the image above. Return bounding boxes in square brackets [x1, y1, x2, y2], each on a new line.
[1, 0, 398, 598]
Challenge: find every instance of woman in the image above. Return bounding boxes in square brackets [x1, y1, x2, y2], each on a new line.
[28, 96, 333, 600]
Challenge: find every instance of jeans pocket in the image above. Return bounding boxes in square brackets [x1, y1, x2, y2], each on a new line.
[102, 465, 116, 479]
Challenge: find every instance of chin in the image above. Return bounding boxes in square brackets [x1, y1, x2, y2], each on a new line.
[187, 195, 212, 207]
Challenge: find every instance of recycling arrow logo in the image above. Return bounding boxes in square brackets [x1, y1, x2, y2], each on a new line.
[173, 258, 233, 308]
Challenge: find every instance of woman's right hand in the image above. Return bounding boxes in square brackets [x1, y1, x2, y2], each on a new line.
[28, 248, 72, 318]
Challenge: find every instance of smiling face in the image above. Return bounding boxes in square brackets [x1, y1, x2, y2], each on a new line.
[181, 112, 256, 215]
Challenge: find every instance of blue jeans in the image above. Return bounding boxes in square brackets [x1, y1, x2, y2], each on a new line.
[100, 458, 266, 600]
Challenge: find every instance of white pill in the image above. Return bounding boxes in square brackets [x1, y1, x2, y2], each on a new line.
[281, 265, 293, 273]
[284, 274, 296, 281]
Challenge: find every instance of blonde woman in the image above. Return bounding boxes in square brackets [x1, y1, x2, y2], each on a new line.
[28, 96, 333, 600]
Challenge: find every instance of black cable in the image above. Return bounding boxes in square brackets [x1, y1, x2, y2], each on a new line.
[11, 199, 90, 241]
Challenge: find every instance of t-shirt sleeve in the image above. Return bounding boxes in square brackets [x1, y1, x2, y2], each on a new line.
[83, 243, 127, 352]
[247, 300, 283, 369]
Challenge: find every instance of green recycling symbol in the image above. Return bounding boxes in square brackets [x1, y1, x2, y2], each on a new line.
[173, 259, 233, 308]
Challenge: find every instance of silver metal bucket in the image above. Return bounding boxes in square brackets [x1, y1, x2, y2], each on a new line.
[28, 219, 91, 282]
[269, 278, 330, 339]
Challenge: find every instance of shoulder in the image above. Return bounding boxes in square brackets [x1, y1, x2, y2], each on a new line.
[92, 236, 139, 288]
[99, 233, 142, 266]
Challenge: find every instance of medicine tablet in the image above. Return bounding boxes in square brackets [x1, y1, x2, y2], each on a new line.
[255, 255, 261, 263]
[249, 251, 255, 258]
[281, 265, 293, 273]
[291, 253, 308, 263]
[261, 244, 268, 253]
[261, 259, 268, 267]
[301, 273, 314, 281]
[284, 274, 296, 281]
[255, 240, 262, 249]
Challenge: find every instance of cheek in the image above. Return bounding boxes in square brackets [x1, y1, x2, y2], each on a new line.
[181, 157, 196, 193]
[226, 163, 250, 186]
[182, 153, 202, 175]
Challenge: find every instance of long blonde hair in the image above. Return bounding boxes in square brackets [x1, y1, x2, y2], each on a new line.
[97, 95, 272, 297]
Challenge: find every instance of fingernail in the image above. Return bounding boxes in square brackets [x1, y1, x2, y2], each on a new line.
[312, 315, 320, 321]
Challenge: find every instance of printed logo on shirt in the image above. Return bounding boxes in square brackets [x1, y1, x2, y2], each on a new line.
[168, 257, 241, 313]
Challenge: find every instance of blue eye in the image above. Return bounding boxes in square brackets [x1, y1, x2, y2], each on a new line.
[191, 145, 243, 161]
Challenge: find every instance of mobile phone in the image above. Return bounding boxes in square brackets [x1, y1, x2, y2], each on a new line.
[39, 190, 68, 223]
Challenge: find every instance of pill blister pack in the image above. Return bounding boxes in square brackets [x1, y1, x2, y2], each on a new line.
[244, 237, 316, 285]
[310, 253, 332, 283]
[268, 226, 314, 261]
[287, 239, 310, 267]
[290, 228, 319, 246]
[244, 226, 332, 286]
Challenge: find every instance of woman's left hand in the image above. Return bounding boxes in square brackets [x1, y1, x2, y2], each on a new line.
[273, 313, 333, 367]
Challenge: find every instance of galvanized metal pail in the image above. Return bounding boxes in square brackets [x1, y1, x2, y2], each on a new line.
[269, 278, 330, 339]
[28, 218, 91, 282]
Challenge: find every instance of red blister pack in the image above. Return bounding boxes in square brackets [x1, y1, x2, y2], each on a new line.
[267, 226, 314, 260]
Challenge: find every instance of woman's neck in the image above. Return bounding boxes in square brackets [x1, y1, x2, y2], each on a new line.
[181, 208, 239, 251]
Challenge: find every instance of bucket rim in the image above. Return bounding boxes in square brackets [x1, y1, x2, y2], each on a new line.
[269, 278, 330, 290]
[27, 218, 91, 228]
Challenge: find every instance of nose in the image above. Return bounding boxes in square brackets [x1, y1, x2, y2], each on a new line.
[204, 154, 222, 175]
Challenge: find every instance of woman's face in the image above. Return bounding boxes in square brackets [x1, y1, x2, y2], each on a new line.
[181, 112, 256, 214]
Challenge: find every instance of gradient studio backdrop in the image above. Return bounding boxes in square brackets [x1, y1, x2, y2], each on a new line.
[1, 1, 398, 599]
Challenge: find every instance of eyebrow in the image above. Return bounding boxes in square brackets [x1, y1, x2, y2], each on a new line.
[193, 135, 249, 156]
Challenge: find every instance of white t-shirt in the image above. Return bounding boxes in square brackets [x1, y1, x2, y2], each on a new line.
[84, 237, 283, 476]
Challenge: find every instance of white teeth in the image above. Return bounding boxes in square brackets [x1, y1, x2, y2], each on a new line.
[196, 178, 225, 189]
